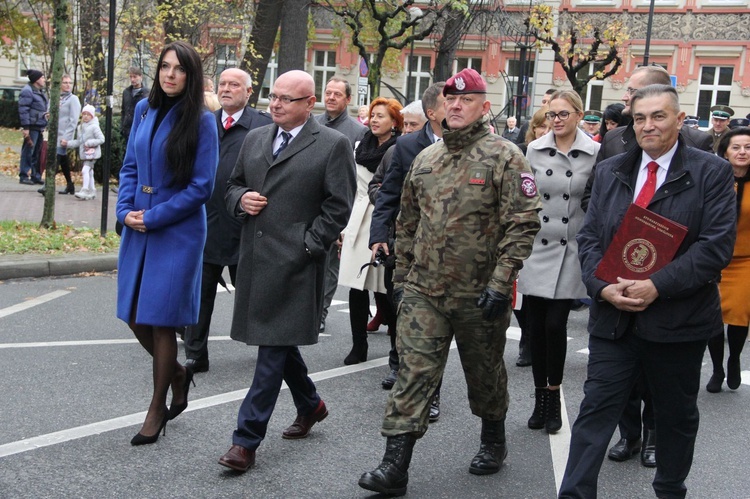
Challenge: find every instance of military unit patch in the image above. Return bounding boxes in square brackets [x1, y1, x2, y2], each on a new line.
[520, 173, 537, 197]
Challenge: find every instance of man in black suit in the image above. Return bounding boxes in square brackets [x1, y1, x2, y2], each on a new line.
[560, 84, 736, 498]
[219, 70, 356, 473]
[182, 68, 272, 373]
[580, 65, 713, 470]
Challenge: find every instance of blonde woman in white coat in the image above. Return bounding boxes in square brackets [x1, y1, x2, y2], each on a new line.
[338, 97, 403, 365]
[62, 104, 104, 200]
[518, 90, 599, 434]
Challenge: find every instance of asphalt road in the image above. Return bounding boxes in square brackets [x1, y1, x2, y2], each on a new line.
[0, 273, 748, 498]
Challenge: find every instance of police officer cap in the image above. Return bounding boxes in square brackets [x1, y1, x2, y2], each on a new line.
[684, 116, 699, 126]
[710, 105, 734, 120]
[583, 110, 603, 123]
[729, 118, 750, 129]
[443, 68, 486, 96]
[26, 69, 44, 84]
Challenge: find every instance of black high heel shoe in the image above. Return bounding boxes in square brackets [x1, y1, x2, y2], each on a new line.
[167, 366, 195, 420]
[131, 410, 168, 446]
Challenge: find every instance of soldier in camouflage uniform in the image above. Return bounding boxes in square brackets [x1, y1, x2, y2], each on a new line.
[358, 68, 542, 497]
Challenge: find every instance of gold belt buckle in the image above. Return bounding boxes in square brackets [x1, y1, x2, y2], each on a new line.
[142, 185, 153, 194]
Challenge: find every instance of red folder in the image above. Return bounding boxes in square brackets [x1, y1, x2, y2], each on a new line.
[595, 204, 688, 283]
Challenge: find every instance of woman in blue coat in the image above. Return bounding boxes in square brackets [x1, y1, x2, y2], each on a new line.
[116, 41, 218, 445]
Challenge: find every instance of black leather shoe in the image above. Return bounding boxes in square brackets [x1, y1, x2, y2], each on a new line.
[37, 187, 45, 195]
[469, 442, 508, 475]
[184, 358, 209, 373]
[20, 178, 34, 185]
[641, 430, 656, 468]
[32, 178, 44, 185]
[429, 393, 440, 423]
[706, 370, 725, 393]
[607, 438, 641, 461]
[319, 321, 325, 332]
[516, 348, 532, 367]
[382, 369, 398, 390]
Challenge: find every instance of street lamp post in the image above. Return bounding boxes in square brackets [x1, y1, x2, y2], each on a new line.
[643, 0, 656, 65]
[407, 7, 423, 103]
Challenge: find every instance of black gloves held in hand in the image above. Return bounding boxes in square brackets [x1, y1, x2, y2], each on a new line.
[476, 287, 510, 321]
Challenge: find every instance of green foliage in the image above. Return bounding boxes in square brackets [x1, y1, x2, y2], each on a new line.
[0, 220, 120, 255]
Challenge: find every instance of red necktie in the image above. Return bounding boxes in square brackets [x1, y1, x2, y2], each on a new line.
[634, 161, 659, 208]
[224, 116, 234, 130]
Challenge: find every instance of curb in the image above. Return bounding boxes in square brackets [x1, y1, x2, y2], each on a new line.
[0, 253, 118, 280]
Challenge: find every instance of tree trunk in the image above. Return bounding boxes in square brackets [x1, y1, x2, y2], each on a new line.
[433, 11, 464, 83]
[241, 0, 284, 108]
[41, 0, 69, 228]
[277, 0, 308, 74]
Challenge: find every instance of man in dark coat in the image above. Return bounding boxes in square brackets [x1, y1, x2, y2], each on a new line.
[182, 68, 272, 373]
[120, 66, 149, 142]
[580, 65, 713, 470]
[18, 69, 48, 185]
[218, 70, 356, 473]
[315, 76, 366, 332]
[368, 82, 444, 395]
[560, 84, 736, 499]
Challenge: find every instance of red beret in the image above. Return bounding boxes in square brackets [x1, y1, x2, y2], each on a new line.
[443, 68, 486, 96]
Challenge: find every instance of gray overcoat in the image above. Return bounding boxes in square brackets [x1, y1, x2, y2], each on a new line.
[518, 128, 599, 299]
[225, 117, 356, 346]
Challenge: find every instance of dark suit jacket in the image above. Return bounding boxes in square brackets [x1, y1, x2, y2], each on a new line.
[369, 123, 435, 247]
[203, 107, 272, 267]
[581, 123, 713, 212]
[225, 117, 356, 346]
[577, 139, 736, 342]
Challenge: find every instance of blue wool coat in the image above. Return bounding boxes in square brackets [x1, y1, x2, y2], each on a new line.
[116, 99, 219, 327]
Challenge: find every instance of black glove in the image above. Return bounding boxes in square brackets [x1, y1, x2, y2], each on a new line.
[476, 287, 510, 321]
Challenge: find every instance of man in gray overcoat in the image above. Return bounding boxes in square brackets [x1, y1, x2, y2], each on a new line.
[218, 70, 356, 473]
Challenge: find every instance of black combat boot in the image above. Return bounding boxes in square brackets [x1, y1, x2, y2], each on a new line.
[528, 387, 548, 429]
[469, 418, 508, 475]
[546, 388, 562, 434]
[359, 434, 417, 496]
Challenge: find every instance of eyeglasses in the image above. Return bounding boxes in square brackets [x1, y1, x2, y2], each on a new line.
[268, 93, 311, 104]
[626, 87, 639, 95]
[545, 111, 573, 121]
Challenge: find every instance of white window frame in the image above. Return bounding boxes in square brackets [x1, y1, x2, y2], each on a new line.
[695, 65, 733, 126]
[405, 55, 431, 102]
[313, 50, 337, 102]
[453, 57, 482, 75]
[259, 52, 278, 100]
[215, 43, 238, 77]
[505, 57, 535, 118]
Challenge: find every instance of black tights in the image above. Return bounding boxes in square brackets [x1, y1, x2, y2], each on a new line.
[129, 320, 187, 435]
[707, 324, 749, 373]
[525, 295, 572, 387]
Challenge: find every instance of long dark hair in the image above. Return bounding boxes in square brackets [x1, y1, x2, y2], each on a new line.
[599, 103, 626, 139]
[149, 41, 204, 187]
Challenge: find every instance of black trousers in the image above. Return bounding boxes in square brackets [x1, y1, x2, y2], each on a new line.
[183, 262, 237, 361]
[560, 332, 707, 499]
[525, 296, 572, 387]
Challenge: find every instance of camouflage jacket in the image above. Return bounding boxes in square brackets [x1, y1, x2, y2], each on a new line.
[394, 114, 541, 298]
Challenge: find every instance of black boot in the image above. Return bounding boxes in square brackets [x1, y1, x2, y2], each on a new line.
[528, 387, 548, 430]
[59, 183, 74, 195]
[359, 434, 417, 496]
[344, 331, 368, 365]
[546, 388, 562, 434]
[469, 419, 507, 475]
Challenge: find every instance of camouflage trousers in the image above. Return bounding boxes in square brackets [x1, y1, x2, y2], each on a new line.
[382, 285, 510, 438]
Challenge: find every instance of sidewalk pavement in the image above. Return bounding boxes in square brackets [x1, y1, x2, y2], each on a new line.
[0, 172, 119, 280]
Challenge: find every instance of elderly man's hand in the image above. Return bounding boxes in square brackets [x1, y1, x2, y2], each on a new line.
[240, 191, 268, 216]
[601, 277, 658, 312]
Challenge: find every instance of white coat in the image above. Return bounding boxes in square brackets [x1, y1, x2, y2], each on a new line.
[338, 162, 387, 293]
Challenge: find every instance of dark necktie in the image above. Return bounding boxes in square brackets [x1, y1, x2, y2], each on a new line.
[273, 131, 291, 159]
[224, 116, 233, 130]
[634, 161, 659, 208]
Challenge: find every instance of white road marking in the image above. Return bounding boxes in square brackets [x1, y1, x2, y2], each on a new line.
[0, 290, 71, 319]
[0, 334, 330, 349]
[551, 388, 572, 494]
[0, 345, 459, 459]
